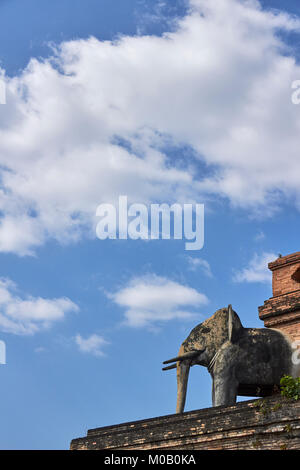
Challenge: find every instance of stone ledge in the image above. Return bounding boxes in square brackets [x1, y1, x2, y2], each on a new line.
[269, 252, 300, 271]
[259, 292, 300, 318]
[70, 395, 300, 450]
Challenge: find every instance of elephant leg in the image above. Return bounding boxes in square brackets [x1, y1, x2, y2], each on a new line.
[212, 373, 238, 407]
[212, 380, 216, 407]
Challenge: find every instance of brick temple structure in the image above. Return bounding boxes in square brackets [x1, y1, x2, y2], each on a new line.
[71, 251, 300, 451]
[259, 251, 300, 342]
[70, 395, 300, 450]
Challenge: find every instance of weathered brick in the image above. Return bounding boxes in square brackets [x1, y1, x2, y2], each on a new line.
[259, 252, 300, 342]
[70, 396, 300, 450]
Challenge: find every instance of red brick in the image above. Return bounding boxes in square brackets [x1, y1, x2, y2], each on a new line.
[259, 252, 300, 342]
[70, 396, 300, 450]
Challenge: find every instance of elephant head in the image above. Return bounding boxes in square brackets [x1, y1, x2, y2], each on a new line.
[162, 305, 243, 413]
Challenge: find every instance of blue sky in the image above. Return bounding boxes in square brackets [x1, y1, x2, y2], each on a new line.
[0, 0, 300, 450]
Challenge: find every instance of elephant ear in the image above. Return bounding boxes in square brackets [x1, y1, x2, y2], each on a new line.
[228, 304, 243, 343]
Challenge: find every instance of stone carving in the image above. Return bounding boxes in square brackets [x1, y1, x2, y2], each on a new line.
[163, 305, 299, 413]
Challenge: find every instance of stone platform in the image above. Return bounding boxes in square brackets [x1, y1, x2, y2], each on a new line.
[70, 395, 300, 450]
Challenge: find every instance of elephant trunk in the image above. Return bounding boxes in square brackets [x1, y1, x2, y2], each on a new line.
[176, 345, 191, 414]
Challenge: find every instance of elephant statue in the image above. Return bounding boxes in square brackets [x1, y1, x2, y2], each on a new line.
[163, 305, 298, 413]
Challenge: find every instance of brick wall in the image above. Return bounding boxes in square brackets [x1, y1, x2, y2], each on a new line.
[270, 252, 300, 297]
[70, 395, 300, 450]
[259, 252, 300, 342]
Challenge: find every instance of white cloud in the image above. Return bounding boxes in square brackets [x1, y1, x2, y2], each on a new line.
[109, 274, 208, 327]
[0, 278, 79, 335]
[187, 256, 213, 277]
[0, 0, 300, 254]
[233, 251, 277, 284]
[34, 347, 47, 353]
[75, 334, 109, 357]
[254, 231, 265, 242]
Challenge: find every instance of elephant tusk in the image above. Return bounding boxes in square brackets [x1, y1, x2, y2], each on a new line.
[163, 349, 204, 365]
[162, 364, 177, 371]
